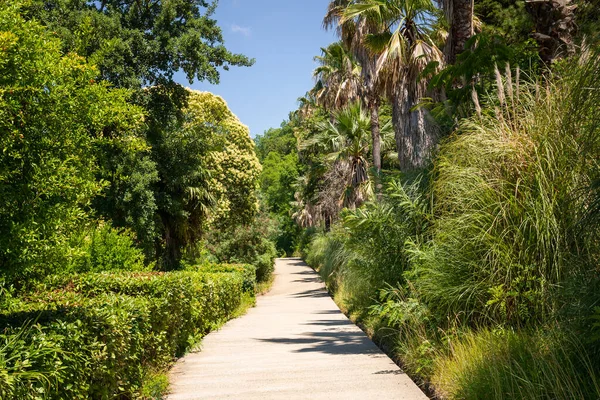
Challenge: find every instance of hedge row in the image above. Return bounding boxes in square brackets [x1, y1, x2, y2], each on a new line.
[0, 267, 252, 399]
[192, 263, 256, 295]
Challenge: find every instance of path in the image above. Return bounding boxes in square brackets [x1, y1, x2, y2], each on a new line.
[167, 258, 427, 400]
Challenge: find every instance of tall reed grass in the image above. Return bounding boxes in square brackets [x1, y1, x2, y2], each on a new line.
[433, 328, 600, 400]
[412, 56, 600, 327]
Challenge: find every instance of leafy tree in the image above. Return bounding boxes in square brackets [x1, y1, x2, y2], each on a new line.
[148, 89, 261, 268]
[149, 93, 215, 269]
[92, 142, 159, 258]
[255, 125, 298, 162]
[25, 0, 254, 89]
[255, 123, 302, 255]
[261, 152, 300, 215]
[475, 0, 533, 42]
[185, 90, 261, 230]
[23, 0, 255, 266]
[0, 2, 144, 278]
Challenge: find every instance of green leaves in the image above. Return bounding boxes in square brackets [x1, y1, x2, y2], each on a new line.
[26, 0, 254, 88]
[0, 3, 144, 278]
[0, 267, 249, 398]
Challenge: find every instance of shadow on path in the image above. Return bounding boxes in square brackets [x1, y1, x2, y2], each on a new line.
[284, 258, 307, 267]
[374, 370, 406, 375]
[290, 288, 330, 298]
[292, 269, 316, 276]
[255, 330, 379, 356]
[292, 276, 322, 284]
[302, 319, 354, 327]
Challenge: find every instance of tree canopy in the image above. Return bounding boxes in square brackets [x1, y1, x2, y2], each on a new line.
[0, 2, 144, 277]
[25, 0, 254, 88]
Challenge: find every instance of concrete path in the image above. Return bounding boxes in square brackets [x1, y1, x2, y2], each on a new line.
[167, 258, 427, 400]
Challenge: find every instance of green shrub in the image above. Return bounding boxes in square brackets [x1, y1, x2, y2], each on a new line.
[305, 176, 430, 309]
[305, 229, 352, 292]
[207, 220, 277, 283]
[0, 269, 248, 399]
[296, 226, 317, 258]
[0, 3, 144, 280]
[0, 322, 65, 399]
[302, 55, 600, 399]
[192, 263, 256, 295]
[411, 57, 600, 327]
[68, 222, 150, 273]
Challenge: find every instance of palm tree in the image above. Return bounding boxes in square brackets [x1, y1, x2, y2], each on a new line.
[324, 1, 386, 178]
[525, 0, 577, 64]
[312, 42, 362, 112]
[302, 102, 392, 210]
[294, 91, 319, 120]
[443, 0, 474, 64]
[343, 0, 443, 171]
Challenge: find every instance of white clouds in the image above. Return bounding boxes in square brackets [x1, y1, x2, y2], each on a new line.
[231, 24, 251, 37]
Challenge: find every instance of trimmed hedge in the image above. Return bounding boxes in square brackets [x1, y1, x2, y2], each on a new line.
[0, 268, 252, 399]
[193, 263, 256, 295]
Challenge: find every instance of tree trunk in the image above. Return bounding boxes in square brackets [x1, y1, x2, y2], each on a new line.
[368, 95, 383, 198]
[392, 81, 437, 171]
[525, 0, 577, 64]
[369, 97, 381, 174]
[161, 220, 181, 270]
[324, 214, 331, 232]
[444, 0, 474, 64]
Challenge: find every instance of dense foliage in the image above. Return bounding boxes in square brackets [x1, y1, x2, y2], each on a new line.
[3, 0, 600, 397]
[266, 1, 600, 399]
[24, 0, 254, 88]
[0, 3, 144, 279]
[303, 52, 600, 400]
[254, 124, 302, 255]
[0, 1, 275, 397]
[14, 0, 261, 270]
[0, 267, 253, 398]
[187, 91, 262, 230]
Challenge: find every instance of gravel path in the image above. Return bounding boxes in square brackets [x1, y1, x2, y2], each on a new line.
[167, 258, 427, 399]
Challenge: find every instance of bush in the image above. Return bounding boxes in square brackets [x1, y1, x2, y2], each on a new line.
[0, 268, 248, 399]
[302, 55, 600, 399]
[0, 3, 144, 280]
[296, 226, 317, 259]
[68, 222, 151, 273]
[412, 57, 600, 327]
[305, 176, 430, 309]
[192, 263, 256, 295]
[305, 229, 352, 293]
[207, 217, 277, 283]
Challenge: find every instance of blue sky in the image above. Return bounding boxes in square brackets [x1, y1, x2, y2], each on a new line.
[175, 0, 337, 137]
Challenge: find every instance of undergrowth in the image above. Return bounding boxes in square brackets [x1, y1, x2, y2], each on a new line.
[304, 53, 600, 399]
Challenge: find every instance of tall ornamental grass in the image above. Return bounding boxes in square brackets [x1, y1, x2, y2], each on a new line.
[433, 328, 600, 400]
[413, 56, 600, 327]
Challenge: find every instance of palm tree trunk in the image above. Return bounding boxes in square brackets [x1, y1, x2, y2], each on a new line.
[444, 0, 474, 64]
[369, 97, 381, 174]
[393, 81, 436, 171]
[525, 0, 577, 64]
[368, 95, 383, 198]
